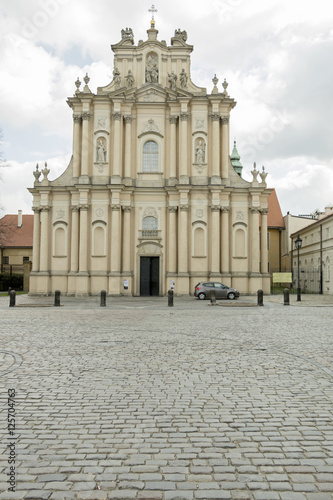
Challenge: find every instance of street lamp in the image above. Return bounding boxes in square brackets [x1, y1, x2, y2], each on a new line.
[295, 233, 302, 301]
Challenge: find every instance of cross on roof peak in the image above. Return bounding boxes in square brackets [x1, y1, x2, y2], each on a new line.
[148, 4, 158, 28]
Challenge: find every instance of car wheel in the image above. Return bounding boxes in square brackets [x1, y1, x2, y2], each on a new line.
[198, 292, 206, 300]
[228, 292, 235, 300]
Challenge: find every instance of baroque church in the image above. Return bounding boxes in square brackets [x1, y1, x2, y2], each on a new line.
[29, 18, 272, 296]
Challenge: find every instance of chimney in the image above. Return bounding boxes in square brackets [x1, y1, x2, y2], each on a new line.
[17, 210, 23, 228]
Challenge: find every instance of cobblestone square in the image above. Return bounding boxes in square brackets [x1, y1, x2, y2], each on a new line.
[1, 294, 333, 499]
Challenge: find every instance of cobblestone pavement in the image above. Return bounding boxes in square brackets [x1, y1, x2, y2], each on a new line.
[0, 294, 333, 500]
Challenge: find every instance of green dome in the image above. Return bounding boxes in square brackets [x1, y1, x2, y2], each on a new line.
[230, 140, 243, 176]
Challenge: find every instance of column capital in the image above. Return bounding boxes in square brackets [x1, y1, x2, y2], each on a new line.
[32, 207, 41, 213]
[180, 204, 189, 211]
[122, 206, 132, 213]
[124, 115, 133, 124]
[251, 207, 260, 214]
[111, 204, 121, 211]
[210, 112, 221, 122]
[180, 112, 189, 121]
[82, 112, 91, 121]
[113, 112, 122, 121]
[169, 115, 178, 124]
[73, 114, 82, 124]
[168, 206, 178, 213]
[260, 208, 269, 215]
[40, 206, 51, 212]
[221, 207, 230, 213]
[71, 205, 80, 212]
[79, 204, 89, 211]
[211, 205, 221, 212]
[221, 116, 229, 125]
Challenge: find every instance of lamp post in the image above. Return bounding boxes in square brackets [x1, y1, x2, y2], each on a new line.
[295, 233, 302, 301]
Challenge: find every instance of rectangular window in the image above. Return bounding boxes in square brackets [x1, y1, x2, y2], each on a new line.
[23, 256, 29, 263]
[3, 256, 9, 265]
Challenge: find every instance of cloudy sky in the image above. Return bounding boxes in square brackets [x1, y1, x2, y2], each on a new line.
[0, 0, 332, 217]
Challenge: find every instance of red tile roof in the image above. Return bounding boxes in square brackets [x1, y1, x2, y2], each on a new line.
[0, 214, 33, 247]
[266, 189, 285, 229]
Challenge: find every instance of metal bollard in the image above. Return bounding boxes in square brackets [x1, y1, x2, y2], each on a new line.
[168, 289, 174, 307]
[210, 289, 217, 305]
[54, 290, 61, 307]
[100, 290, 106, 307]
[257, 289, 264, 306]
[283, 288, 290, 306]
[9, 290, 16, 307]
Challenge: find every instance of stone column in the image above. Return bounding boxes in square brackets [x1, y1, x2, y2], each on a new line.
[211, 113, 220, 179]
[123, 115, 132, 182]
[178, 204, 188, 273]
[260, 209, 269, 274]
[167, 207, 177, 273]
[39, 207, 50, 272]
[110, 204, 121, 272]
[211, 206, 220, 274]
[112, 112, 122, 181]
[179, 113, 189, 181]
[70, 207, 79, 273]
[122, 206, 131, 273]
[251, 208, 260, 273]
[169, 116, 178, 181]
[221, 207, 230, 274]
[32, 208, 40, 272]
[80, 112, 91, 181]
[73, 115, 82, 179]
[221, 116, 230, 179]
[79, 205, 89, 273]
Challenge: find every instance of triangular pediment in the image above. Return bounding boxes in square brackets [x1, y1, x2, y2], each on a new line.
[136, 84, 168, 103]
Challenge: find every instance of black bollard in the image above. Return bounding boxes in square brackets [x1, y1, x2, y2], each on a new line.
[283, 288, 290, 306]
[210, 289, 217, 305]
[9, 290, 16, 307]
[168, 289, 174, 307]
[257, 289, 264, 306]
[54, 290, 61, 307]
[100, 290, 106, 307]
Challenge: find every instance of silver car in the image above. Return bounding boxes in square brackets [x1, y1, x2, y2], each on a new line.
[194, 282, 240, 300]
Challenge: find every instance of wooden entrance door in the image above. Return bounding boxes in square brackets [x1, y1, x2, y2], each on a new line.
[140, 257, 159, 296]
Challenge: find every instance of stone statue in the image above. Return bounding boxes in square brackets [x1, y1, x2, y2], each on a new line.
[125, 70, 134, 89]
[180, 68, 188, 89]
[174, 29, 188, 42]
[113, 67, 121, 89]
[146, 54, 159, 83]
[251, 162, 259, 182]
[196, 140, 205, 164]
[96, 140, 106, 163]
[121, 27, 134, 39]
[168, 71, 177, 91]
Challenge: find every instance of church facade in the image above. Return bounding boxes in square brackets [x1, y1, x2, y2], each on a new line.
[29, 22, 272, 296]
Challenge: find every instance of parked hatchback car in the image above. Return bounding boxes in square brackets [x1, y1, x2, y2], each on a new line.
[194, 282, 240, 300]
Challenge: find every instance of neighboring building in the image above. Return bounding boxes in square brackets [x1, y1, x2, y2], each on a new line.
[29, 21, 272, 297]
[290, 207, 333, 295]
[0, 211, 33, 272]
[265, 189, 285, 273]
[282, 212, 319, 271]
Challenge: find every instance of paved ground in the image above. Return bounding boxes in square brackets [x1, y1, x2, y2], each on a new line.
[0, 293, 333, 500]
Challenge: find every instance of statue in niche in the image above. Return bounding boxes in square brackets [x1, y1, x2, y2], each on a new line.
[168, 71, 177, 91]
[146, 53, 159, 83]
[96, 139, 107, 163]
[113, 67, 121, 88]
[196, 140, 205, 164]
[125, 70, 134, 89]
[180, 68, 188, 89]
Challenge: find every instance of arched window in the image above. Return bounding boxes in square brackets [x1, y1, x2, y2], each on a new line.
[142, 216, 158, 237]
[143, 141, 158, 172]
[53, 225, 67, 257]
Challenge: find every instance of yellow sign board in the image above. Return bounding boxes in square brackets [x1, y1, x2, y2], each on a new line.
[272, 272, 293, 283]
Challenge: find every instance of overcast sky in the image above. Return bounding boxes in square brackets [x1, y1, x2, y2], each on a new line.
[0, 0, 332, 217]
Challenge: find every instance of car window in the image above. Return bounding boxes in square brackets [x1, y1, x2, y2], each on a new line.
[214, 283, 223, 288]
[203, 282, 214, 287]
